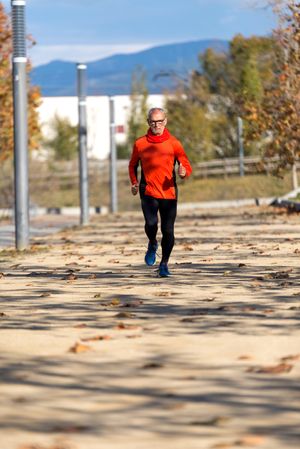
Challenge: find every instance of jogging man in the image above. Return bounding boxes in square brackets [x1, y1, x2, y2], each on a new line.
[128, 107, 192, 277]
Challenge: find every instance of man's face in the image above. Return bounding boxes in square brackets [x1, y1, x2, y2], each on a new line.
[148, 111, 167, 136]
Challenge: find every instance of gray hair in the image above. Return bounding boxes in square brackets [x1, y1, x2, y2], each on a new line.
[147, 107, 167, 120]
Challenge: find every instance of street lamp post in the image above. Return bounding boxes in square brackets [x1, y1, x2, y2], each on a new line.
[77, 63, 89, 225]
[109, 97, 118, 213]
[11, 0, 29, 250]
[237, 116, 244, 177]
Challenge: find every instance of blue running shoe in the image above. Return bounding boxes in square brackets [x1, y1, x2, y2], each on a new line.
[158, 263, 171, 277]
[145, 242, 158, 266]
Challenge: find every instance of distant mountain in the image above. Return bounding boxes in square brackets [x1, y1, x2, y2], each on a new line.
[31, 39, 229, 96]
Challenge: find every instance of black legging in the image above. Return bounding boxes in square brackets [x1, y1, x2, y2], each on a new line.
[141, 195, 177, 264]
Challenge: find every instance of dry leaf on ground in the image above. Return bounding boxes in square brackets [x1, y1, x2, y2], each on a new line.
[81, 335, 111, 342]
[190, 416, 230, 426]
[141, 362, 164, 369]
[280, 354, 300, 362]
[63, 273, 77, 281]
[155, 291, 171, 297]
[121, 300, 143, 307]
[114, 312, 135, 318]
[234, 434, 265, 446]
[211, 443, 233, 448]
[247, 362, 293, 374]
[116, 322, 141, 330]
[68, 342, 91, 353]
[237, 355, 253, 360]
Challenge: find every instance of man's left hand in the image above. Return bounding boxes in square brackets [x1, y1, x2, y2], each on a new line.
[178, 163, 186, 178]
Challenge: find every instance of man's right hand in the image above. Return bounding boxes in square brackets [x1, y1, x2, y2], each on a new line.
[131, 183, 139, 195]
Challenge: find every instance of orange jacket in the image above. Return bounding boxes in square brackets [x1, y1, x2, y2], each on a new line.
[129, 130, 192, 200]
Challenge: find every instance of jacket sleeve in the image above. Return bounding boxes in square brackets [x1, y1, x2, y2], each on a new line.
[173, 139, 192, 177]
[128, 144, 140, 185]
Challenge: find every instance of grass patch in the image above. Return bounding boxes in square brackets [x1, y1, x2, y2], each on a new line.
[179, 173, 293, 203]
[30, 173, 294, 211]
[0, 244, 50, 258]
[1, 160, 295, 212]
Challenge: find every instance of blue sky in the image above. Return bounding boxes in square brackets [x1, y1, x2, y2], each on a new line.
[2, 0, 276, 66]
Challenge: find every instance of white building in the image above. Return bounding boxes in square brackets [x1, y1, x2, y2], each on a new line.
[38, 94, 165, 159]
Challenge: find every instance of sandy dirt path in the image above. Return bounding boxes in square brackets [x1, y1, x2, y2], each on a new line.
[0, 206, 299, 449]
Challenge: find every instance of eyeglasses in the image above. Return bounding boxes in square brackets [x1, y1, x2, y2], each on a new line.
[148, 119, 165, 126]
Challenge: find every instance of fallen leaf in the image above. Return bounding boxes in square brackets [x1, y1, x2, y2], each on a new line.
[51, 424, 91, 433]
[247, 362, 293, 374]
[116, 322, 141, 330]
[280, 354, 300, 362]
[40, 292, 51, 297]
[81, 335, 111, 342]
[114, 312, 135, 318]
[74, 323, 86, 328]
[190, 416, 230, 426]
[250, 280, 263, 288]
[121, 300, 143, 307]
[68, 342, 91, 353]
[211, 444, 232, 449]
[93, 293, 102, 298]
[87, 274, 97, 279]
[141, 362, 163, 369]
[155, 291, 171, 297]
[242, 306, 257, 312]
[63, 273, 77, 281]
[13, 396, 27, 403]
[164, 402, 186, 410]
[270, 271, 290, 279]
[238, 263, 246, 267]
[183, 245, 193, 251]
[234, 434, 265, 446]
[181, 317, 197, 322]
[237, 355, 253, 360]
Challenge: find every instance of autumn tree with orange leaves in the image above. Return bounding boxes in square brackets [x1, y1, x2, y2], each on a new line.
[0, 2, 41, 161]
[244, 1, 300, 176]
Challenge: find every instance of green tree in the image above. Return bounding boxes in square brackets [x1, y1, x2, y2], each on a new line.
[0, 2, 41, 161]
[43, 114, 78, 161]
[244, 1, 300, 174]
[240, 56, 264, 104]
[166, 88, 213, 162]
